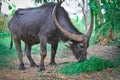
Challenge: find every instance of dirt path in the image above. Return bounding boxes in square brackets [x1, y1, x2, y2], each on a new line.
[0, 45, 120, 80]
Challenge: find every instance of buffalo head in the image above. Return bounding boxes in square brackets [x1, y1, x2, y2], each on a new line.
[52, 3, 94, 62]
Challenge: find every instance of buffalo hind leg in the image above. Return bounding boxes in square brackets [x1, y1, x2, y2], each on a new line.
[13, 36, 25, 70]
[49, 43, 58, 66]
[25, 43, 37, 67]
[37, 37, 47, 72]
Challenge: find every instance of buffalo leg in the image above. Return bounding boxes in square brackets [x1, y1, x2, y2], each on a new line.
[25, 43, 37, 67]
[38, 37, 47, 71]
[13, 37, 25, 70]
[49, 43, 58, 66]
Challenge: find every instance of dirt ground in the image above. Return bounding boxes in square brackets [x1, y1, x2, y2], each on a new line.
[0, 45, 120, 80]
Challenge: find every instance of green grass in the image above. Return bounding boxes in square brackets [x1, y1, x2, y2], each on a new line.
[0, 32, 17, 70]
[0, 17, 17, 70]
[60, 56, 119, 75]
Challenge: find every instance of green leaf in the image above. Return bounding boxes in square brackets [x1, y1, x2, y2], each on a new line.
[8, 4, 12, 10]
[102, 3, 109, 9]
[10, 9, 16, 16]
[101, 0, 106, 4]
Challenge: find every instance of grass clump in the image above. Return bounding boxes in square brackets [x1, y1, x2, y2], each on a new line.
[60, 56, 118, 75]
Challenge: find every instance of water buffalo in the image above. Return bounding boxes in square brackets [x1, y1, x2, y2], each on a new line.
[8, 2, 94, 71]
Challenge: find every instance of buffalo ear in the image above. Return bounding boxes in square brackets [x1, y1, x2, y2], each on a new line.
[64, 41, 73, 48]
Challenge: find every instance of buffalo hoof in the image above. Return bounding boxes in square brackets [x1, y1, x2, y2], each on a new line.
[18, 64, 26, 70]
[49, 62, 57, 66]
[37, 67, 45, 72]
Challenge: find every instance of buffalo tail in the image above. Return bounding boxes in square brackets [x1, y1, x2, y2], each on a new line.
[9, 34, 13, 50]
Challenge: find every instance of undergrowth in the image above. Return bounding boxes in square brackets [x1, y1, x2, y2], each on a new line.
[60, 56, 120, 75]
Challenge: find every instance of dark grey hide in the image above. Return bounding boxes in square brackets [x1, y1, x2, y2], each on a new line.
[8, 2, 88, 71]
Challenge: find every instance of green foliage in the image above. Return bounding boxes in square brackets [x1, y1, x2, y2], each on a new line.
[0, 32, 16, 70]
[8, 4, 12, 10]
[89, 0, 100, 15]
[5, 0, 16, 16]
[0, 16, 9, 32]
[8, 3, 16, 16]
[95, 21, 110, 38]
[60, 56, 118, 75]
[89, 0, 120, 44]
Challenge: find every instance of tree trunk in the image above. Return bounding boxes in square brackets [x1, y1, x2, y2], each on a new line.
[82, 0, 89, 31]
[83, 12, 88, 31]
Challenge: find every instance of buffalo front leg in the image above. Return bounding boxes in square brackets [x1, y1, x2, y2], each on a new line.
[49, 43, 58, 66]
[25, 43, 37, 67]
[37, 37, 47, 72]
[14, 37, 25, 70]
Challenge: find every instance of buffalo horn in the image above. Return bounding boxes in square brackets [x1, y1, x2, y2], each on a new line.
[52, 3, 87, 42]
[86, 9, 94, 42]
